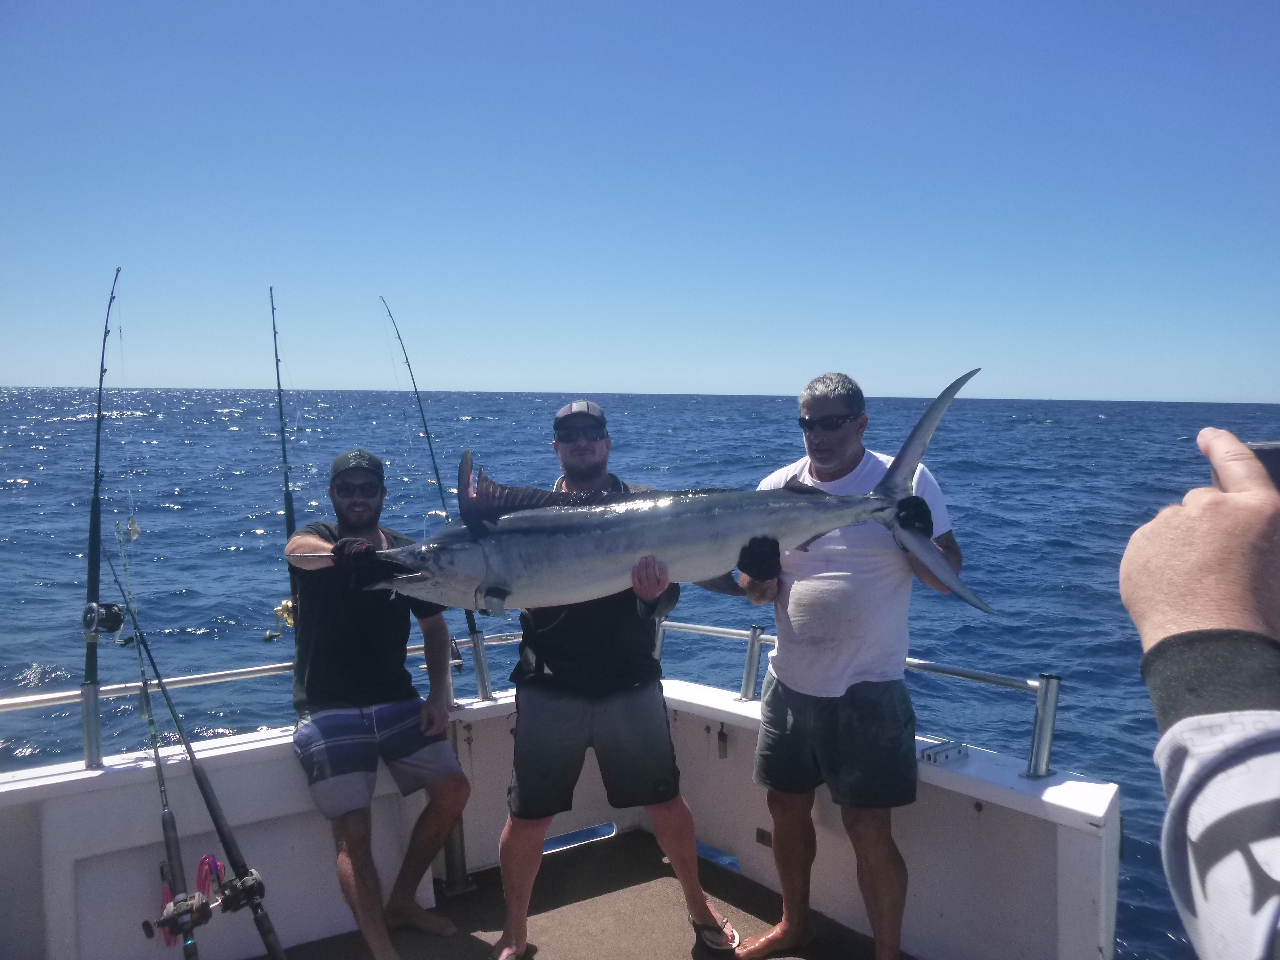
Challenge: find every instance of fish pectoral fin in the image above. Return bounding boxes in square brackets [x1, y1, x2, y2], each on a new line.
[894, 527, 997, 615]
[480, 586, 512, 617]
[783, 477, 825, 495]
[792, 532, 827, 552]
[693, 572, 747, 597]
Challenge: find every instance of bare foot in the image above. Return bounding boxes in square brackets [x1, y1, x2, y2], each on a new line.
[491, 933, 527, 960]
[384, 900, 457, 937]
[735, 921, 812, 959]
[690, 899, 739, 951]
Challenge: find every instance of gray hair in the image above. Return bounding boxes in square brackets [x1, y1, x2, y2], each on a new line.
[799, 372, 865, 416]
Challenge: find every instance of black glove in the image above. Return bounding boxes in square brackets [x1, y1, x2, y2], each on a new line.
[737, 536, 781, 581]
[895, 496, 934, 539]
[332, 537, 378, 570]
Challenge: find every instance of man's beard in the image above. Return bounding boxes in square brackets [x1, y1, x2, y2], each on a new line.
[334, 499, 382, 535]
[562, 459, 608, 485]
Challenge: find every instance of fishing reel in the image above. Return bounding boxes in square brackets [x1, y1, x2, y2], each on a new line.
[81, 602, 125, 637]
[264, 598, 296, 642]
[142, 873, 212, 944]
[196, 854, 266, 913]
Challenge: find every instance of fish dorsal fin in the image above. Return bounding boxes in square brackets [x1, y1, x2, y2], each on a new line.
[784, 477, 825, 495]
[456, 449, 637, 526]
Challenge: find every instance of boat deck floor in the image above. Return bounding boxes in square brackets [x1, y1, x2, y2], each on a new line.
[270, 830, 891, 960]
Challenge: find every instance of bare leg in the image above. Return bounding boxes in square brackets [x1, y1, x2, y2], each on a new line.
[492, 812, 553, 960]
[842, 807, 907, 960]
[735, 790, 816, 959]
[385, 773, 471, 937]
[332, 808, 400, 960]
[645, 796, 737, 947]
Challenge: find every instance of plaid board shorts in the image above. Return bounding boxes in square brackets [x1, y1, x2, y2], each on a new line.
[293, 698, 464, 820]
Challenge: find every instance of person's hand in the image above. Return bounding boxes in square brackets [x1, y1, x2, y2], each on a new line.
[737, 536, 781, 581]
[1120, 427, 1280, 652]
[632, 556, 670, 602]
[740, 573, 779, 606]
[421, 691, 450, 737]
[332, 537, 377, 570]
[896, 496, 934, 539]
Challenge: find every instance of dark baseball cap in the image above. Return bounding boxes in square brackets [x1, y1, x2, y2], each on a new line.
[553, 400, 607, 429]
[329, 448, 385, 483]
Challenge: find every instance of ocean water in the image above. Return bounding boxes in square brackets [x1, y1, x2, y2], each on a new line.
[2, 386, 1277, 959]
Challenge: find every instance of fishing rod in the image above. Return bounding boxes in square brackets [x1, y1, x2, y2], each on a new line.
[106, 543, 208, 957]
[379, 296, 481, 680]
[266, 287, 298, 641]
[81, 268, 124, 770]
[270, 288, 297, 539]
[104, 539, 289, 960]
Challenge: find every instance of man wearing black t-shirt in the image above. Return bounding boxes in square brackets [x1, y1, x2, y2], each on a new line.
[491, 402, 739, 960]
[286, 449, 470, 960]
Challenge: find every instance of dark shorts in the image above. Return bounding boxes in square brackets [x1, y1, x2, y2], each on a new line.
[754, 671, 917, 809]
[508, 680, 680, 820]
[293, 698, 463, 820]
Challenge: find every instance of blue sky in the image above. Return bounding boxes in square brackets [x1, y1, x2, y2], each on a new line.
[1, 2, 1276, 402]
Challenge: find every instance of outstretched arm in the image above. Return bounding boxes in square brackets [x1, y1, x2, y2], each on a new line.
[1121, 428, 1280, 960]
[286, 533, 334, 570]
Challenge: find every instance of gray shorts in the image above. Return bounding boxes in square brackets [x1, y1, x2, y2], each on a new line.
[293, 699, 464, 820]
[508, 680, 680, 820]
[754, 672, 917, 809]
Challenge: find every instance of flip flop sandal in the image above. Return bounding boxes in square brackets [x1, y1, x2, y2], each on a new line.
[690, 914, 740, 953]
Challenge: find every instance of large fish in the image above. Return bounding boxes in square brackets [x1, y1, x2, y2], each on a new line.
[373, 369, 994, 615]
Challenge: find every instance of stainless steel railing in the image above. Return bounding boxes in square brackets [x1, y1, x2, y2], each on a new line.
[657, 620, 1061, 779]
[0, 620, 1061, 780]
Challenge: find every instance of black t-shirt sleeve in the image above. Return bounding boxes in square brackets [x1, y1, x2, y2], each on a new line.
[1141, 629, 1280, 733]
[408, 597, 447, 620]
[299, 520, 339, 543]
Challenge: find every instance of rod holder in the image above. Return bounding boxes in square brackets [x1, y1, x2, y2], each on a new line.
[440, 721, 476, 897]
[81, 679, 102, 770]
[470, 627, 494, 701]
[1023, 673, 1061, 779]
[738, 626, 764, 701]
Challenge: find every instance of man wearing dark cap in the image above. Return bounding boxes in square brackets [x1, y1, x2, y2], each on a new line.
[490, 402, 739, 960]
[286, 449, 470, 960]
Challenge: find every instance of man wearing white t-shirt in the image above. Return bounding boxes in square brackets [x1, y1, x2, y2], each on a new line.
[735, 373, 963, 960]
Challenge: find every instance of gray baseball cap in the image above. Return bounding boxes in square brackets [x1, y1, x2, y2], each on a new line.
[329, 448, 384, 483]
[553, 400, 606, 429]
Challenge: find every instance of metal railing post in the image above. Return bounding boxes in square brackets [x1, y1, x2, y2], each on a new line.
[654, 620, 667, 660]
[737, 625, 764, 701]
[469, 623, 494, 701]
[441, 721, 476, 896]
[1023, 673, 1061, 779]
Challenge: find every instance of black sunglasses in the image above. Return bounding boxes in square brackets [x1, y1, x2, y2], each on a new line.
[555, 427, 609, 443]
[797, 414, 860, 433]
[332, 481, 383, 499]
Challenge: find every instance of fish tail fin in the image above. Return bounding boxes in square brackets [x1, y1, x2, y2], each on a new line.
[872, 369, 980, 500]
[895, 527, 998, 614]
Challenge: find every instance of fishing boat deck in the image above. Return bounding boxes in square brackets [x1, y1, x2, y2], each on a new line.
[270, 830, 884, 960]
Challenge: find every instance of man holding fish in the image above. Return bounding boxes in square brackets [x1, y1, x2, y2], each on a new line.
[285, 449, 471, 960]
[491, 400, 740, 959]
[735, 373, 965, 960]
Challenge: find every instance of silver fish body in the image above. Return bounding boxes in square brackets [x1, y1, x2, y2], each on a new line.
[375, 369, 995, 615]
[379, 487, 896, 612]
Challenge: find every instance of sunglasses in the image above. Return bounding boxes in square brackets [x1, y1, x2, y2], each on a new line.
[797, 414, 860, 433]
[555, 427, 609, 443]
[332, 481, 383, 499]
